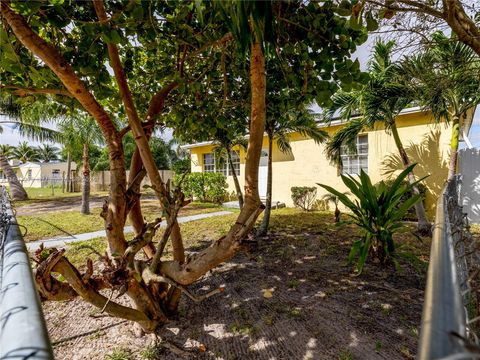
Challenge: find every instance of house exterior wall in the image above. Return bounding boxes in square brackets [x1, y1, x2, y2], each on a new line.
[189, 110, 453, 218]
[15, 162, 77, 188]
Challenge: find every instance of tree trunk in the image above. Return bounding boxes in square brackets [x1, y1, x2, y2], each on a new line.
[227, 148, 243, 209]
[447, 115, 460, 180]
[66, 151, 72, 192]
[81, 143, 90, 215]
[157, 38, 267, 285]
[0, 154, 28, 200]
[444, 0, 480, 57]
[391, 123, 431, 235]
[258, 132, 273, 236]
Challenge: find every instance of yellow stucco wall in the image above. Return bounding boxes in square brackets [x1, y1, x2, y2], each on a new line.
[190, 110, 453, 218]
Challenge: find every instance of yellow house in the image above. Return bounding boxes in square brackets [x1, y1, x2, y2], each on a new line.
[183, 107, 474, 217]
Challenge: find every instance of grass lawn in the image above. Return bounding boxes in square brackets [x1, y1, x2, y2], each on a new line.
[13, 187, 109, 207]
[18, 201, 230, 242]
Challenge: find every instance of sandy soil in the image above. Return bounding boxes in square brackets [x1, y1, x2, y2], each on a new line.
[44, 221, 425, 360]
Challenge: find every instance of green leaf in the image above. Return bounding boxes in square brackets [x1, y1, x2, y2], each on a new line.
[366, 12, 379, 31]
[132, 5, 144, 20]
[110, 29, 122, 44]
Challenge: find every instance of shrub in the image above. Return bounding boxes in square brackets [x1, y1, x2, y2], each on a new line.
[318, 164, 421, 273]
[376, 179, 427, 221]
[175, 172, 227, 204]
[291, 186, 317, 211]
[172, 158, 191, 174]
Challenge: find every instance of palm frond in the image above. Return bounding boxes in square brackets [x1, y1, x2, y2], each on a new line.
[325, 117, 365, 166]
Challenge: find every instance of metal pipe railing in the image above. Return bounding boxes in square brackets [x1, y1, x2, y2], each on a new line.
[417, 177, 471, 360]
[0, 186, 53, 359]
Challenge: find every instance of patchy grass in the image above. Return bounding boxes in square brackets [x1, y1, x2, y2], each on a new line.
[62, 213, 237, 268]
[18, 201, 228, 242]
[45, 207, 429, 359]
[13, 187, 109, 207]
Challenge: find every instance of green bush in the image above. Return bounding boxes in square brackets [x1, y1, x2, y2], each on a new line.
[318, 164, 421, 274]
[172, 158, 191, 174]
[291, 186, 317, 211]
[377, 179, 427, 221]
[175, 172, 227, 204]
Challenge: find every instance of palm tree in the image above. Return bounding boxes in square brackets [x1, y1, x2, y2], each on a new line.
[257, 105, 328, 236]
[12, 141, 40, 163]
[212, 130, 248, 209]
[323, 40, 432, 235]
[0, 144, 28, 200]
[0, 96, 61, 200]
[401, 33, 480, 180]
[37, 144, 59, 162]
[59, 114, 103, 214]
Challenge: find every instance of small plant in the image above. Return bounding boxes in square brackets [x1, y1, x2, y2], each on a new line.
[140, 345, 163, 360]
[377, 179, 427, 221]
[321, 193, 347, 223]
[318, 164, 422, 273]
[104, 348, 131, 360]
[338, 348, 353, 360]
[291, 186, 317, 211]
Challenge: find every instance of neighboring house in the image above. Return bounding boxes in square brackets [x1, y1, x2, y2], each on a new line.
[182, 107, 475, 217]
[0, 161, 77, 188]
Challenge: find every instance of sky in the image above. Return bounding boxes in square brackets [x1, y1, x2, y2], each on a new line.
[1, 34, 479, 149]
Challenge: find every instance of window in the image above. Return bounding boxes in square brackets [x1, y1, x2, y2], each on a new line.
[203, 153, 215, 173]
[203, 151, 240, 176]
[340, 135, 368, 175]
[27, 169, 32, 180]
[52, 169, 61, 178]
[229, 151, 240, 176]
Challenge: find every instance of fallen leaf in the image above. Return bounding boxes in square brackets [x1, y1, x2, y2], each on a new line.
[198, 343, 207, 352]
[262, 288, 274, 299]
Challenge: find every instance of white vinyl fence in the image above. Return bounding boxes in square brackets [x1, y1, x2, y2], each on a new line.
[459, 148, 480, 224]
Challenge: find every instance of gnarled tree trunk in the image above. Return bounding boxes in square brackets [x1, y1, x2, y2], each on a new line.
[81, 143, 90, 214]
[0, 154, 28, 200]
[2, 0, 267, 334]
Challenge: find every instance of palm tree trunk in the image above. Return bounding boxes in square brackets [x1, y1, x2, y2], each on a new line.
[448, 115, 460, 180]
[81, 143, 90, 214]
[391, 123, 431, 235]
[0, 155, 28, 200]
[227, 149, 243, 209]
[258, 133, 273, 236]
[66, 151, 72, 192]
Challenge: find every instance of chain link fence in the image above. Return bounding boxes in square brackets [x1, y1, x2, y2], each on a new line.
[418, 176, 480, 360]
[0, 186, 53, 359]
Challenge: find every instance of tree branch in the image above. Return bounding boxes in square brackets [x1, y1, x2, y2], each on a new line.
[0, 85, 73, 97]
[0, 1, 118, 140]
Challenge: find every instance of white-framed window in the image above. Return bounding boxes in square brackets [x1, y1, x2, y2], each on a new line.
[203, 151, 240, 176]
[340, 135, 368, 175]
[52, 169, 61, 178]
[27, 169, 32, 180]
[203, 153, 215, 173]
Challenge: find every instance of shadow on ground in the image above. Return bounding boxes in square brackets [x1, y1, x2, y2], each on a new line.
[44, 211, 428, 360]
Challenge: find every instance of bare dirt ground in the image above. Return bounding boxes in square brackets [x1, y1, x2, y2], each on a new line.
[44, 212, 427, 360]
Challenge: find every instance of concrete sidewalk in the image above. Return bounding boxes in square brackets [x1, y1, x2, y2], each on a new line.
[26, 211, 232, 251]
